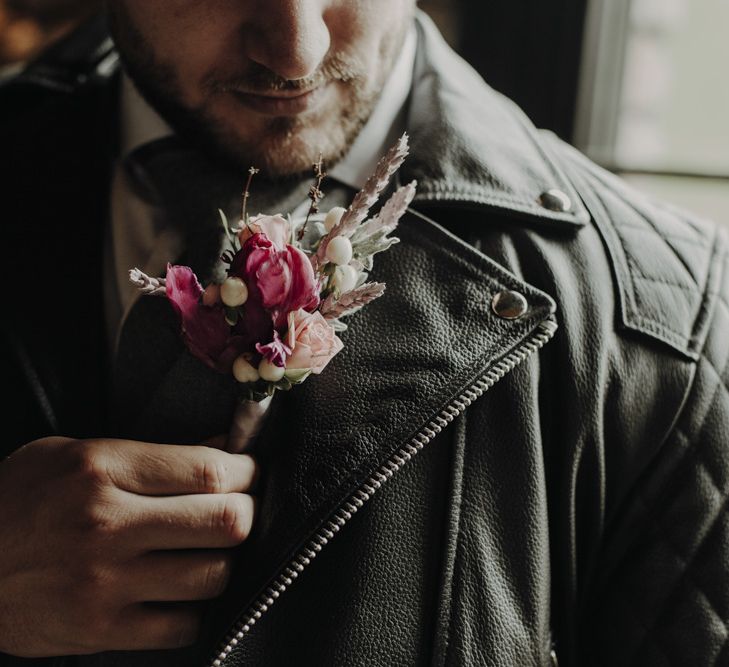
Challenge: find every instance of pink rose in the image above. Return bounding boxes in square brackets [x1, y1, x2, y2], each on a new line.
[238, 214, 289, 250]
[285, 308, 344, 374]
[232, 232, 320, 329]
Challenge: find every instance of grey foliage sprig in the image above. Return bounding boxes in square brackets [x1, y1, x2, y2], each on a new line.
[347, 180, 417, 270]
[320, 282, 387, 320]
[351, 180, 417, 243]
[353, 234, 400, 272]
[129, 268, 167, 296]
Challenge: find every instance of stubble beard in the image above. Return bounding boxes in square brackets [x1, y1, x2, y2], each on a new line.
[108, 10, 407, 180]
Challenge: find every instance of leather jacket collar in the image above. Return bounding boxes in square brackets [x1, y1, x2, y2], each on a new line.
[402, 12, 590, 231]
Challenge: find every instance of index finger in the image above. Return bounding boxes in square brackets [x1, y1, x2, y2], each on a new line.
[105, 442, 258, 496]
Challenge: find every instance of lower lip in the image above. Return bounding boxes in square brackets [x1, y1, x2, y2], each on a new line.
[228, 84, 329, 116]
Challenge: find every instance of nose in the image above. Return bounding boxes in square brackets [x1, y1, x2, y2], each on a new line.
[243, 0, 332, 81]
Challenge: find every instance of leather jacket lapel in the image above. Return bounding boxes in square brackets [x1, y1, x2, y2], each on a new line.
[201, 208, 558, 660]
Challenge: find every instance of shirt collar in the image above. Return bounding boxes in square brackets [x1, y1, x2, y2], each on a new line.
[120, 73, 173, 158]
[327, 24, 417, 190]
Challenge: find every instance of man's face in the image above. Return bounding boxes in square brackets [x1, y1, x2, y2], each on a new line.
[108, 1, 416, 177]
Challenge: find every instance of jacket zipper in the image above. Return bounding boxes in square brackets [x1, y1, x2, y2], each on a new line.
[207, 317, 558, 667]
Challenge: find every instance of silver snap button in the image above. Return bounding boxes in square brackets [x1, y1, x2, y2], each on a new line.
[540, 189, 572, 213]
[491, 290, 528, 320]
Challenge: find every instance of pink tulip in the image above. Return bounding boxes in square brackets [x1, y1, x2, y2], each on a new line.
[232, 232, 320, 330]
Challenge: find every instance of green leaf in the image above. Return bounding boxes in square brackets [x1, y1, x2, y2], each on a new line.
[353, 235, 400, 260]
[218, 208, 234, 245]
[328, 317, 348, 332]
[275, 377, 293, 391]
[238, 383, 271, 402]
[284, 368, 312, 384]
[224, 307, 239, 326]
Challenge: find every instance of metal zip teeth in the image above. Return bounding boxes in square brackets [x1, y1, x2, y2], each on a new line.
[207, 319, 556, 667]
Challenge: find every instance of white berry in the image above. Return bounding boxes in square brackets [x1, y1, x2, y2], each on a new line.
[334, 264, 359, 293]
[324, 207, 346, 233]
[232, 355, 260, 383]
[325, 236, 353, 266]
[221, 277, 248, 307]
[259, 358, 286, 382]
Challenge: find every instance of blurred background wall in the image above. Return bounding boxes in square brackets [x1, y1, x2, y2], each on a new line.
[1, 0, 726, 225]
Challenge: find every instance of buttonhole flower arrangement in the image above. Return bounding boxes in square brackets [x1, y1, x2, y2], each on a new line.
[129, 133, 416, 452]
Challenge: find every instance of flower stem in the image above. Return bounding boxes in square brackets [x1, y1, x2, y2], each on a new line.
[297, 154, 326, 241]
[241, 166, 260, 230]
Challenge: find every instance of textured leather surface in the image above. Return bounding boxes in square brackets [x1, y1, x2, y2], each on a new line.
[199, 211, 557, 666]
[218, 401, 458, 667]
[2, 10, 729, 667]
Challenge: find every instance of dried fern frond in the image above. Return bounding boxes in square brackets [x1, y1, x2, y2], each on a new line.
[129, 268, 167, 296]
[320, 282, 387, 320]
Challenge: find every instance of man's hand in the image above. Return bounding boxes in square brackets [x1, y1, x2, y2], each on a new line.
[0, 436, 259, 658]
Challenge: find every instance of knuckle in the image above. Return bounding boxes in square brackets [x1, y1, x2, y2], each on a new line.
[66, 440, 109, 487]
[215, 494, 254, 543]
[192, 456, 227, 494]
[76, 495, 123, 539]
[80, 502, 110, 534]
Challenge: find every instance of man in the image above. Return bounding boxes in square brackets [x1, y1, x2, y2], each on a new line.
[1, 2, 727, 666]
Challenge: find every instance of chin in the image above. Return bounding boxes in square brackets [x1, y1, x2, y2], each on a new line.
[208, 111, 360, 179]
[254, 128, 351, 177]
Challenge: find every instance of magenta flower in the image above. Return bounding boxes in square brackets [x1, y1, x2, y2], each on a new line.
[232, 232, 320, 330]
[165, 264, 245, 373]
[255, 330, 292, 368]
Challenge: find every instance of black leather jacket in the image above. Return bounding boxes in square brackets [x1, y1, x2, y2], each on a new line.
[2, 12, 728, 667]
